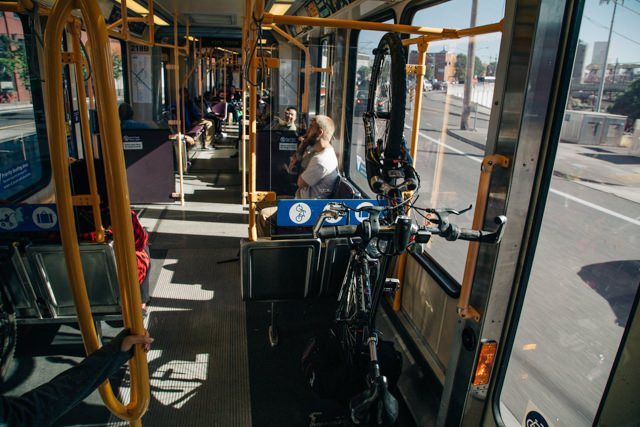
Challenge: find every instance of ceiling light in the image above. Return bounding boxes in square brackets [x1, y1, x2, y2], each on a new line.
[268, 3, 291, 15]
[116, 0, 170, 26]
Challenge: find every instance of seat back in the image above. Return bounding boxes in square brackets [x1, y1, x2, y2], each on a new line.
[0, 244, 43, 319]
[332, 175, 360, 199]
[241, 239, 321, 301]
[26, 243, 121, 318]
[211, 101, 227, 118]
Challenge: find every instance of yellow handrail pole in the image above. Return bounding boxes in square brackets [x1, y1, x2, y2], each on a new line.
[457, 155, 509, 322]
[43, 0, 148, 422]
[121, 0, 130, 40]
[241, 0, 250, 206]
[172, 13, 185, 205]
[264, 13, 501, 39]
[199, 39, 204, 115]
[69, 20, 105, 243]
[392, 38, 429, 311]
[248, 21, 258, 241]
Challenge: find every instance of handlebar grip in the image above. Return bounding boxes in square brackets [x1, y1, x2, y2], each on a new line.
[457, 228, 482, 241]
[394, 216, 412, 254]
[317, 225, 360, 239]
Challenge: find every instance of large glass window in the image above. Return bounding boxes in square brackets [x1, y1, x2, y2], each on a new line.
[498, 2, 640, 425]
[408, 1, 505, 281]
[348, 19, 394, 194]
[0, 12, 47, 201]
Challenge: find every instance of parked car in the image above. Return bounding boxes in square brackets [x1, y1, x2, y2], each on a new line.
[433, 81, 448, 90]
[423, 80, 433, 91]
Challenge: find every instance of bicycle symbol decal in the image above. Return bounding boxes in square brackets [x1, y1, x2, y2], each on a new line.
[0, 207, 21, 231]
[32, 206, 58, 229]
[289, 202, 312, 224]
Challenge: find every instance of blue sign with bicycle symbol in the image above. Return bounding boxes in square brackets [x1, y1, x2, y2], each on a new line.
[277, 199, 387, 226]
[0, 204, 59, 232]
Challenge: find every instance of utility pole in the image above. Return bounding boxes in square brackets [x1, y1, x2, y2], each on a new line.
[595, 0, 618, 112]
[460, 0, 478, 130]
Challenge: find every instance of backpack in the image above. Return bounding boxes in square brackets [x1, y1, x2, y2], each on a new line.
[301, 330, 356, 401]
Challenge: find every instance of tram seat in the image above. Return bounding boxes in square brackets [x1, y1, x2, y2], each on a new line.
[240, 238, 321, 301]
[240, 238, 321, 346]
[122, 129, 175, 203]
[210, 101, 227, 120]
[186, 124, 204, 141]
[25, 243, 121, 319]
[0, 243, 44, 319]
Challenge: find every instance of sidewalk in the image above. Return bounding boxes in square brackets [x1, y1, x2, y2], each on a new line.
[446, 123, 640, 204]
[0, 102, 32, 112]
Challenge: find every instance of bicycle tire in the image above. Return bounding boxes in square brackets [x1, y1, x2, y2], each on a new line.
[0, 305, 17, 381]
[365, 32, 407, 194]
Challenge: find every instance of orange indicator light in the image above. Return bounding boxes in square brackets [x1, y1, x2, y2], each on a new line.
[473, 341, 497, 386]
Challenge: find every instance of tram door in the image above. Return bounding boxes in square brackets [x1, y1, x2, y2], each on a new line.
[356, 0, 640, 426]
[489, 1, 640, 426]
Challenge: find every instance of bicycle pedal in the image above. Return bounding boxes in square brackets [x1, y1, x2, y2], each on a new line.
[383, 278, 400, 293]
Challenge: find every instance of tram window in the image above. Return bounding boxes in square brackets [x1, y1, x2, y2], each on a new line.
[497, 2, 640, 426]
[0, 12, 49, 201]
[348, 20, 394, 195]
[318, 39, 329, 115]
[407, 0, 505, 282]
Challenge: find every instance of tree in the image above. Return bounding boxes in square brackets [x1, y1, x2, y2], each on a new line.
[425, 63, 434, 81]
[357, 65, 371, 82]
[0, 35, 29, 92]
[608, 77, 640, 126]
[455, 53, 466, 81]
[486, 61, 497, 76]
[112, 53, 123, 80]
[455, 53, 486, 81]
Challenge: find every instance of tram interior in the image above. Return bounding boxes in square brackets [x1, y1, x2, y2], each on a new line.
[1, 0, 639, 426]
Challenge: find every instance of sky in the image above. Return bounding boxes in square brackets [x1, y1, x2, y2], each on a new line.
[358, 0, 640, 66]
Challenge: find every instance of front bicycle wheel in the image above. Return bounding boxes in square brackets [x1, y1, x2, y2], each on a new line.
[365, 32, 407, 195]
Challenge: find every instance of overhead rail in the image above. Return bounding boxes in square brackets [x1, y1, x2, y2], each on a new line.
[43, 0, 149, 425]
[245, 0, 503, 241]
[106, 0, 155, 46]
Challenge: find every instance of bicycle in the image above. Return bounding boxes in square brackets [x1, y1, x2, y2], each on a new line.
[312, 203, 506, 425]
[363, 32, 417, 201]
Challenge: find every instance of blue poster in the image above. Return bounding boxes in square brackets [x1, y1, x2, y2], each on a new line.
[277, 199, 387, 226]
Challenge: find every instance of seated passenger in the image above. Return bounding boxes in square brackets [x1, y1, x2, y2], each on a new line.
[257, 115, 339, 237]
[118, 103, 151, 129]
[256, 100, 272, 130]
[69, 158, 151, 314]
[270, 106, 297, 132]
[173, 88, 216, 149]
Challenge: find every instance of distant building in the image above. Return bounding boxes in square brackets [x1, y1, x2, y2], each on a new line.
[0, 11, 30, 103]
[572, 41, 587, 83]
[591, 41, 610, 78]
[425, 50, 457, 83]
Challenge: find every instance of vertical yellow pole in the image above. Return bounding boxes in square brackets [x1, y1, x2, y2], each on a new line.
[44, 0, 148, 422]
[394, 38, 428, 311]
[248, 22, 258, 240]
[69, 21, 105, 243]
[173, 13, 184, 205]
[241, 0, 250, 206]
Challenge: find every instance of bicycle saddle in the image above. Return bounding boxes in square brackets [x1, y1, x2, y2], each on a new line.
[349, 375, 399, 425]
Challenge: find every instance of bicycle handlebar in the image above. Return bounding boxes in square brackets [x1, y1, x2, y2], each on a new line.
[313, 204, 507, 251]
